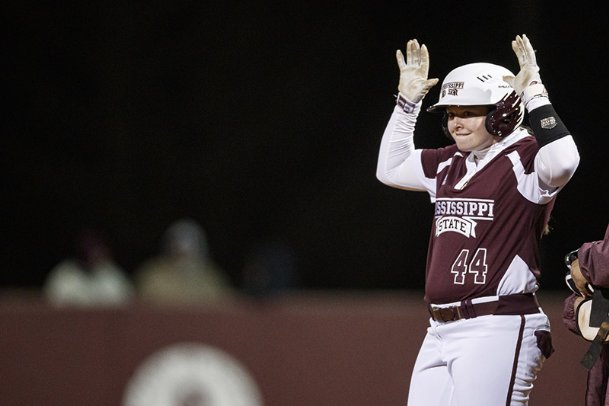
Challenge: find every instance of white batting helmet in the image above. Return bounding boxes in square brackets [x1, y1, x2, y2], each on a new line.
[427, 62, 524, 137]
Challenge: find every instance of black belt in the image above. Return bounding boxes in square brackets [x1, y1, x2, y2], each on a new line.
[428, 293, 541, 323]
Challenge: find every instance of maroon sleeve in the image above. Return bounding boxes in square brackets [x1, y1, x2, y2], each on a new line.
[420, 145, 459, 179]
[579, 224, 609, 287]
[561, 293, 581, 336]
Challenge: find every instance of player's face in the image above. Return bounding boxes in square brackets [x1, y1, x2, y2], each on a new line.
[446, 106, 496, 152]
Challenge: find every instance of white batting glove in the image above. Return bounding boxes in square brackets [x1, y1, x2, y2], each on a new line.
[396, 39, 439, 104]
[503, 34, 548, 108]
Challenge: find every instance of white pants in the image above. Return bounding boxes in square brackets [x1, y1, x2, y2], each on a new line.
[407, 312, 551, 406]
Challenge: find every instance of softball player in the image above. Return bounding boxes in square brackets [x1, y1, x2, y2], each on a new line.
[376, 34, 580, 405]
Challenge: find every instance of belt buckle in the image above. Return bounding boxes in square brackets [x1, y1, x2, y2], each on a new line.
[432, 305, 462, 322]
[447, 305, 462, 321]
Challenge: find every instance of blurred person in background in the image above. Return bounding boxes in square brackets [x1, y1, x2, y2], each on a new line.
[44, 228, 134, 307]
[241, 239, 300, 298]
[134, 218, 234, 304]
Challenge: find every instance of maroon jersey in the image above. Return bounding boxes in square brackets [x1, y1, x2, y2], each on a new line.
[421, 134, 554, 304]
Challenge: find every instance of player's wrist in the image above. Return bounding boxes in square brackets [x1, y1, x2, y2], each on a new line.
[395, 93, 418, 113]
[522, 83, 549, 111]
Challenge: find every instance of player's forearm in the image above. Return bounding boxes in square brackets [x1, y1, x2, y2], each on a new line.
[529, 99, 580, 188]
[534, 135, 580, 188]
[376, 105, 425, 189]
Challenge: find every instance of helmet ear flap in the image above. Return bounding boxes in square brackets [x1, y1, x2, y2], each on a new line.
[484, 91, 523, 137]
[441, 112, 451, 139]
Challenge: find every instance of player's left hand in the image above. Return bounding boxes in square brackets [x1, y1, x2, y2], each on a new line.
[570, 259, 593, 297]
[503, 34, 543, 92]
[396, 39, 439, 103]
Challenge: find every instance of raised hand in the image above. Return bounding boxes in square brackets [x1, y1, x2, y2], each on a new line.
[503, 34, 543, 97]
[396, 39, 439, 103]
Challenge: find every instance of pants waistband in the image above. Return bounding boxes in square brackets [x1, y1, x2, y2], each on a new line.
[428, 293, 540, 323]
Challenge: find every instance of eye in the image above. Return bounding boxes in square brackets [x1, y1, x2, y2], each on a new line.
[446, 112, 455, 120]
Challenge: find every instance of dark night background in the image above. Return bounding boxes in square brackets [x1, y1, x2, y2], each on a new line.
[3, 1, 608, 292]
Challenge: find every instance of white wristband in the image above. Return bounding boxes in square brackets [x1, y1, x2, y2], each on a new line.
[522, 83, 549, 110]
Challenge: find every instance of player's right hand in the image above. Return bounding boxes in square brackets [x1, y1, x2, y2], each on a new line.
[571, 260, 593, 298]
[503, 34, 547, 107]
[396, 39, 439, 104]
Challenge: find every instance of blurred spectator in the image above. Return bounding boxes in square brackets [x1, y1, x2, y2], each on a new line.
[44, 229, 134, 307]
[242, 239, 300, 297]
[134, 218, 234, 304]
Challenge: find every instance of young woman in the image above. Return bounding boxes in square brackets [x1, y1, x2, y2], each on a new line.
[376, 34, 580, 405]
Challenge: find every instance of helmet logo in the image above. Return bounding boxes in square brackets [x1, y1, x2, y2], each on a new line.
[440, 81, 464, 99]
[475, 74, 496, 82]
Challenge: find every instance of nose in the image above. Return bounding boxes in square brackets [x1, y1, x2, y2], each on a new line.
[451, 116, 464, 130]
